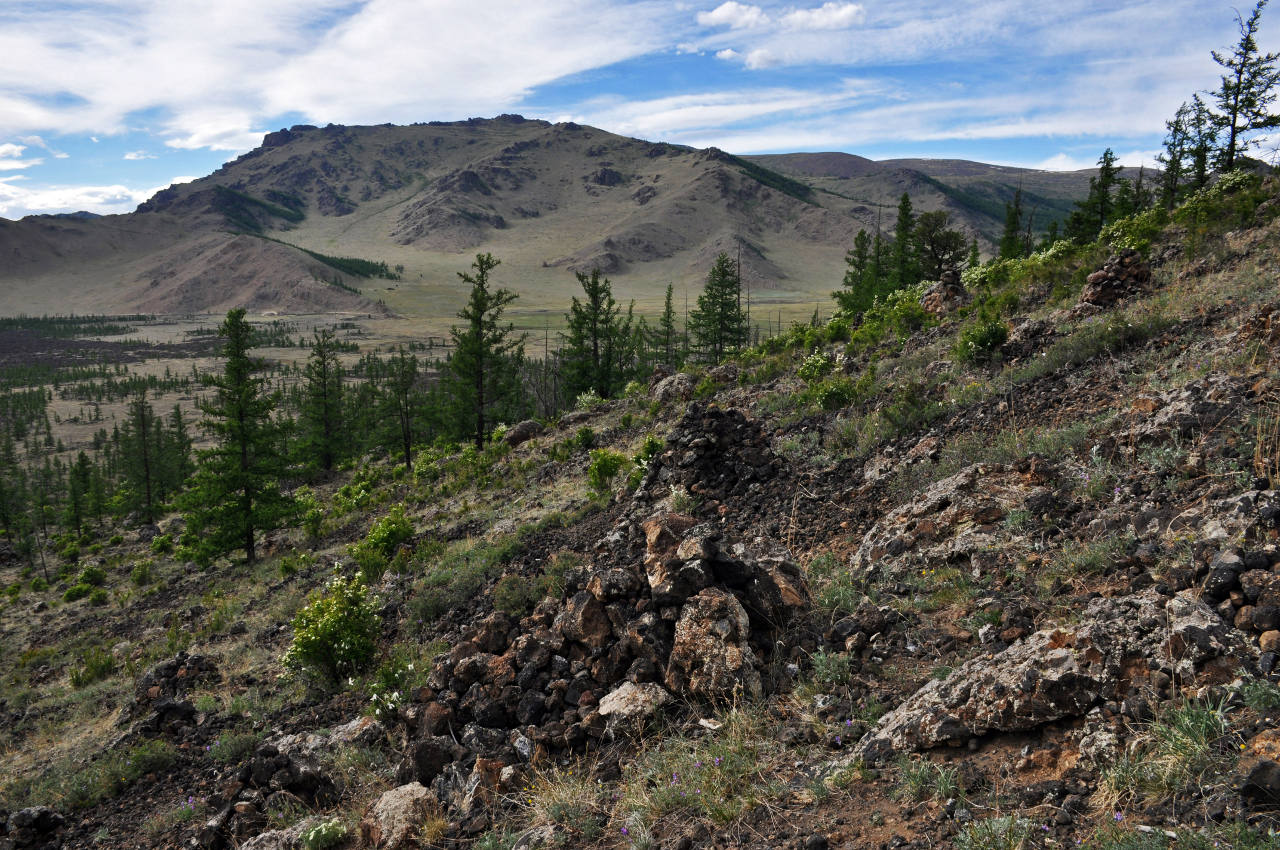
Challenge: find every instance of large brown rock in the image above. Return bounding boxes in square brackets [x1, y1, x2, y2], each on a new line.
[665, 588, 762, 702]
[361, 782, 436, 850]
[555, 591, 612, 649]
[850, 590, 1254, 764]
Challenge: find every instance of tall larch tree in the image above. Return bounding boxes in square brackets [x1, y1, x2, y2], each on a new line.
[1211, 0, 1280, 171]
[178, 308, 296, 565]
[689, 252, 748, 364]
[442, 253, 528, 449]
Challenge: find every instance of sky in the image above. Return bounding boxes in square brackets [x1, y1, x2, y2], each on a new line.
[0, 0, 1260, 220]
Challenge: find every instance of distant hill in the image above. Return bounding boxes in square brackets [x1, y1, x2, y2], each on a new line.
[0, 117, 1094, 317]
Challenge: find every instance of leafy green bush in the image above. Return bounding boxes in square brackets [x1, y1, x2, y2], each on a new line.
[296, 486, 325, 540]
[301, 818, 348, 850]
[574, 426, 596, 451]
[349, 506, 414, 583]
[847, 286, 934, 353]
[798, 351, 835, 384]
[282, 573, 381, 687]
[150, 534, 173, 555]
[587, 449, 628, 496]
[63, 583, 92, 603]
[1101, 207, 1166, 254]
[814, 375, 863, 411]
[953, 318, 1008, 364]
[130, 561, 153, 586]
[493, 573, 547, 618]
[78, 565, 107, 586]
[88, 588, 109, 606]
[30, 576, 48, 592]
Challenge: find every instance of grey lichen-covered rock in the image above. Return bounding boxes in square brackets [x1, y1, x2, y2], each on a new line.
[598, 681, 672, 725]
[360, 782, 436, 850]
[851, 590, 1254, 764]
[665, 587, 762, 702]
[238, 817, 326, 850]
[651, 372, 694, 404]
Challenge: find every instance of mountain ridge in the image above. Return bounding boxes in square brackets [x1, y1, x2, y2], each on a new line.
[0, 117, 1094, 318]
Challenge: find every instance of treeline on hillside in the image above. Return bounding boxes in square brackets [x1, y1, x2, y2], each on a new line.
[0, 248, 756, 570]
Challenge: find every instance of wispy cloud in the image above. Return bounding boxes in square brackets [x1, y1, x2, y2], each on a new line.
[0, 144, 42, 171]
[123, 150, 156, 160]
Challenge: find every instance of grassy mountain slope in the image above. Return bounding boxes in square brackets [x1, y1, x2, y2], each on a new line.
[0, 119, 1091, 321]
[3, 173, 1280, 848]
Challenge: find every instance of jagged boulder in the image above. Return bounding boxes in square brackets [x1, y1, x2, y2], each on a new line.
[651, 372, 694, 404]
[665, 588, 762, 702]
[239, 744, 338, 806]
[850, 590, 1254, 764]
[597, 681, 672, 730]
[361, 783, 436, 850]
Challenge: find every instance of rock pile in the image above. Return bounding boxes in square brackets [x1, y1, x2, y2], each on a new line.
[122, 651, 220, 735]
[920, 269, 969, 317]
[369, 405, 807, 832]
[1078, 248, 1152, 308]
[197, 743, 339, 848]
[635, 402, 782, 506]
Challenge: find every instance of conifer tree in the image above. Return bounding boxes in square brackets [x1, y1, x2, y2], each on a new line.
[834, 229, 875, 314]
[889, 193, 918, 290]
[689, 252, 748, 364]
[999, 189, 1028, 259]
[179, 308, 296, 565]
[442, 253, 527, 449]
[121, 392, 158, 521]
[382, 348, 421, 468]
[562, 268, 631, 399]
[1210, 0, 1280, 171]
[651, 283, 682, 367]
[1065, 149, 1123, 243]
[300, 329, 345, 472]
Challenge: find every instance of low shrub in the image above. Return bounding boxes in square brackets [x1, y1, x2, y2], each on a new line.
[63, 583, 92, 602]
[282, 572, 381, 687]
[953, 318, 1008, 364]
[587, 449, 628, 497]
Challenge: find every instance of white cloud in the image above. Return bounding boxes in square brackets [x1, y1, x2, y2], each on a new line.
[123, 150, 156, 160]
[697, 1, 769, 29]
[0, 0, 677, 151]
[0, 174, 197, 219]
[716, 48, 740, 59]
[1032, 149, 1162, 172]
[0, 144, 42, 170]
[18, 135, 68, 159]
[744, 48, 781, 68]
[780, 2, 864, 30]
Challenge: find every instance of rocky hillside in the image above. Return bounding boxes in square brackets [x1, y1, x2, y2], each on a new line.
[6, 173, 1280, 850]
[0, 117, 1091, 318]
